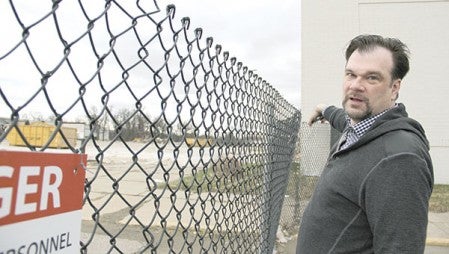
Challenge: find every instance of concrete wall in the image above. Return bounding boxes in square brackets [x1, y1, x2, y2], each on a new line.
[302, 0, 449, 184]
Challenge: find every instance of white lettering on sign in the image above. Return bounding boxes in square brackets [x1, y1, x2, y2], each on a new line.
[0, 165, 63, 219]
[40, 166, 62, 210]
[15, 166, 40, 215]
[0, 167, 13, 218]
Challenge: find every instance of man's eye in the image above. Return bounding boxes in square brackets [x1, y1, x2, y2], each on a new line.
[367, 76, 379, 80]
[346, 73, 356, 78]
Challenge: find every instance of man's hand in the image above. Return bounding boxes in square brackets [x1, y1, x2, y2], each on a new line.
[307, 103, 328, 126]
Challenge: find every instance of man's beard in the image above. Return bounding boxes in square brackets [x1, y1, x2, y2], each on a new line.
[342, 95, 373, 122]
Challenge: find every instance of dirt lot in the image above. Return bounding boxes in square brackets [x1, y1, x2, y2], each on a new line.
[1, 139, 292, 253]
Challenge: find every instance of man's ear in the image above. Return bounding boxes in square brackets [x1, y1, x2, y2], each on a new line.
[392, 79, 401, 101]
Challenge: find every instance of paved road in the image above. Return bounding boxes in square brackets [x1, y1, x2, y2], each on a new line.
[279, 236, 449, 254]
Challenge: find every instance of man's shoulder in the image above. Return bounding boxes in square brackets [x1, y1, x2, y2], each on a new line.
[382, 129, 429, 156]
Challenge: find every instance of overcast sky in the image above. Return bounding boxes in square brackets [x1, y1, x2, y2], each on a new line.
[0, 0, 300, 121]
[162, 0, 301, 108]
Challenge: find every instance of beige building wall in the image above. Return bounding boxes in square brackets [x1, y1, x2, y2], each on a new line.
[301, 0, 449, 184]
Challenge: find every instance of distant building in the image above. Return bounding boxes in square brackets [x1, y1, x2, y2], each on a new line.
[63, 122, 90, 141]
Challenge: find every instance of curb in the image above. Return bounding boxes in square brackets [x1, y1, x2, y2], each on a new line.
[426, 237, 449, 247]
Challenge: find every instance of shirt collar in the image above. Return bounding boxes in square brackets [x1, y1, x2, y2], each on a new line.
[345, 104, 397, 137]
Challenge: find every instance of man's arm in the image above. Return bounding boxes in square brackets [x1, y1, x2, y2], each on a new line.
[307, 103, 328, 126]
[364, 153, 432, 253]
[308, 104, 348, 132]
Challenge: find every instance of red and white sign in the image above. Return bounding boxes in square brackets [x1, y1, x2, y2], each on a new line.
[0, 150, 86, 253]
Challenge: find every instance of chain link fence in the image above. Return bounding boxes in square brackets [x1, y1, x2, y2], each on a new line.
[281, 123, 333, 225]
[0, 1, 312, 253]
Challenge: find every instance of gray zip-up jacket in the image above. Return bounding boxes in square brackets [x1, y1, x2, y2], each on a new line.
[296, 103, 433, 254]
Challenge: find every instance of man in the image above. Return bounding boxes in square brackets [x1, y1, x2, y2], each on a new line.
[296, 34, 433, 253]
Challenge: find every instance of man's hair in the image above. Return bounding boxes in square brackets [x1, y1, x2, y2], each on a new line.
[345, 34, 410, 80]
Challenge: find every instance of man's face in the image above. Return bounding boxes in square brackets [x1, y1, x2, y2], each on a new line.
[342, 46, 401, 124]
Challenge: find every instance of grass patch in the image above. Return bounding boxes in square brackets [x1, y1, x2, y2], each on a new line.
[165, 163, 264, 193]
[167, 167, 229, 193]
[429, 184, 449, 213]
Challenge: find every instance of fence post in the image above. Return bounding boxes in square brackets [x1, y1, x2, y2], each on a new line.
[259, 100, 277, 254]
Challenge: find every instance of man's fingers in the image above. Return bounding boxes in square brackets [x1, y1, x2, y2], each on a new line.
[308, 103, 328, 126]
[308, 114, 323, 126]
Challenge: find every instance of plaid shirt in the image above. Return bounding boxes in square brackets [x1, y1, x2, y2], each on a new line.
[340, 104, 397, 150]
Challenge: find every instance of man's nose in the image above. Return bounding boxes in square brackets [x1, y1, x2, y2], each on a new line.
[349, 78, 364, 91]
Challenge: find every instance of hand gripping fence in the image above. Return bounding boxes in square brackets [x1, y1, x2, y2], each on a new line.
[0, 1, 302, 253]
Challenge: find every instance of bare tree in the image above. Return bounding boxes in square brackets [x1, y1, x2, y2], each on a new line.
[88, 106, 111, 141]
[21, 111, 44, 122]
[109, 107, 153, 141]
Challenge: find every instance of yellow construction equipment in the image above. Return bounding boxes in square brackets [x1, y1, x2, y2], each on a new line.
[6, 122, 77, 148]
[185, 137, 213, 148]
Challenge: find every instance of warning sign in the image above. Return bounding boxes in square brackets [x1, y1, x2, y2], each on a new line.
[0, 151, 86, 253]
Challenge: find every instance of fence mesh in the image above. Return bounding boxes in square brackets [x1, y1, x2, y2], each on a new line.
[277, 123, 331, 240]
[0, 1, 309, 253]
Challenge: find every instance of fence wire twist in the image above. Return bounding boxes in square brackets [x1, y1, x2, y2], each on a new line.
[0, 1, 303, 253]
